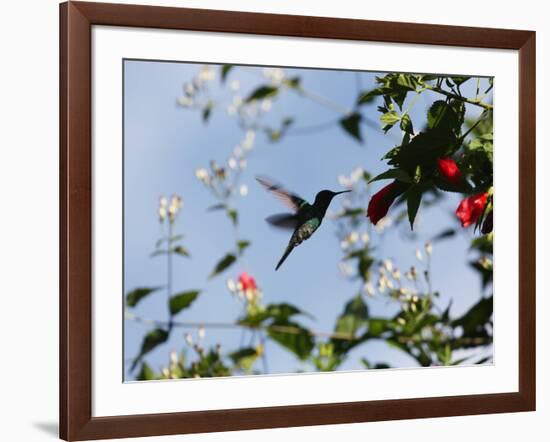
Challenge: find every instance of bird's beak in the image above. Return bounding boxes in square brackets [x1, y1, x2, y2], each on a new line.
[334, 190, 352, 196]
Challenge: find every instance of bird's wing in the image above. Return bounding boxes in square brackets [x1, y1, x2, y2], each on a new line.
[266, 213, 299, 230]
[256, 176, 308, 213]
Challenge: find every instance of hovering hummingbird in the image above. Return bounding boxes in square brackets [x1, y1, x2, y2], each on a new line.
[256, 176, 351, 271]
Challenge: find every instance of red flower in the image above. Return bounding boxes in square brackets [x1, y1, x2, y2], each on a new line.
[456, 192, 489, 227]
[438, 157, 463, 186]
[367, 182, 399, 225]
[238, 272, 257, 291]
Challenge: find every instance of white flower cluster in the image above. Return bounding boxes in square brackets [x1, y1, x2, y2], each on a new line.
[177, 66, 216, 109]
[338, 167, 365, 189]
[158, 194, 183, 223]
[194, 130, 256, 203]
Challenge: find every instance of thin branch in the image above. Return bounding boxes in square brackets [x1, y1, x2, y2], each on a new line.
[295, 87, 352, 114]
[126, 312, 359, 341]
[425, 85, 493, 110]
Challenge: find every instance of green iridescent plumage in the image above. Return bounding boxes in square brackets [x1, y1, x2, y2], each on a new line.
[256, 176, 351, 271]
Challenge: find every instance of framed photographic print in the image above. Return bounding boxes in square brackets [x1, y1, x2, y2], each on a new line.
[60, 1, 536, 440]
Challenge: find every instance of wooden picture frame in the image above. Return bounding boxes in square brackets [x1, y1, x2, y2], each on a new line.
[60, 1, 536, 440]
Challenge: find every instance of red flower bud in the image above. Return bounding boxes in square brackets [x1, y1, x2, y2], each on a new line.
[238, 272, 257, 291]
[437, 157, 463, 186]
[456, 192, 489, 228]
[367, 182, 399, 225]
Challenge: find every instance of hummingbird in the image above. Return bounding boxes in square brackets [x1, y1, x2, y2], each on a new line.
[256, 176, 351, 271]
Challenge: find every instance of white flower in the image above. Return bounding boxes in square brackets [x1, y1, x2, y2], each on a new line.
[242, 130, 256, 150]
[184, 333, 193, 346]
[170, 351, 178, 365]
[233, 146, 243, 158]
[263, 67, 285, 84]
[351, 167, 364, 183]
[364, 282, 375, 297]
[260, 99, 272, 112]
[195, 168, 209, 181]
[239, 159, 247, 169]
[338, 262, 354, 276]
[198, 327, 205, 339]
[230, 80, 240, 91]
[383, 259, 394, 273]
[425, 242, 433, 256]
[184, 82, 195, 95]
[177, 96, 194, 107]
[361, 232, 370, 244]
[239, 184, 249, 196]
[228, 158, 238, 169]
[415, 249, 423, 261]
[198, 66, 215, 83]
[338, 175, 351, 188]
[375, 216, 393, 233]
[226, 278, 236, 292]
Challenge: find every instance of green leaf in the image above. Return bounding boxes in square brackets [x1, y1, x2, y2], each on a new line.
[450, 76, 469, 86]
[339, 113, 363, 143]
[268, 303, 311, 321]
[380, 110, 401, 132]
[427, 100, 449, 129]
[209, 253, 237, 279]
[406, 186, 422, 230]
[431, 228, 456, 242]
[237, 240, 250, 254]
[268, 320, 314, 360]
[229, 347, 260, 372]
[396, 74, 419, 91]
[150, 246, 190, 258]
[227, 209, 238, 226]
[169, 290, 200, 315]
[357, 88, 383, 105]
[202, 102, 213, 122]
[335, 295, 368, 336]
[239, 302, 311, 327]
[155, 234, 184, 248]
[369, 168, 412, 184]
[136, 362, 157, 381]
[172, 246, 190, 257]
[451, 296, 493, 338]
[245, 85, 278, 103]
[400, 113, 413, 133]
[207, 203, 227, 211]
[221, 65, 233, 83]
[283, 76, 301, 89]
[126, 286, 161, 307]
[337, 207, 365, 218]
[367, 318, 388, 337]
[131, 328, 169, 371]
[427, 100, 464, 135]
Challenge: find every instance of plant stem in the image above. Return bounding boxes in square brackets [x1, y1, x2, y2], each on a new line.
[295, 86, 351, 114]
[167, 221, 173, 331]
[425, 85, 493, 110]
[126, 312, 360, 341]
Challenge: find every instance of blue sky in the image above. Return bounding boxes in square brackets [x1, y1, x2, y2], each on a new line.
[123, 59, 491, 379]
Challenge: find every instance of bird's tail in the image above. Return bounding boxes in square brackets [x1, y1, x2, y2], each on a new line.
[275, 243, 295, 271]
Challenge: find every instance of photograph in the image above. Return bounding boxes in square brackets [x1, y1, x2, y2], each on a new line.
[123, 60, 494, 381]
